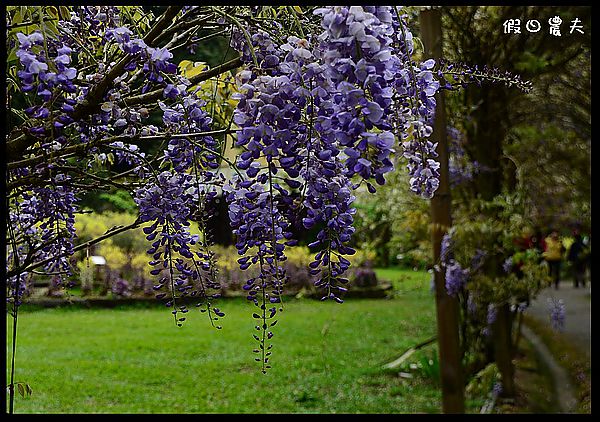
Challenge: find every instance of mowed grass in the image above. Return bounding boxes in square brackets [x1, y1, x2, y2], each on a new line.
[6, 268, 441, 414]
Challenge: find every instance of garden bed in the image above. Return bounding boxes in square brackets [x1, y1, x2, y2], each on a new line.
[23, 281, 394, 309]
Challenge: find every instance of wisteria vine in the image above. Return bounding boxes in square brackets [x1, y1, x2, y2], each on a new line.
[6, 6, 533, 374]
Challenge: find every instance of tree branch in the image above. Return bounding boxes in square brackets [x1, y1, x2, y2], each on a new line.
[7, 129, 233, 175]
[6, 6, 183, 163]
[7, 220, 142, 278]
[122, 56, 243, 108]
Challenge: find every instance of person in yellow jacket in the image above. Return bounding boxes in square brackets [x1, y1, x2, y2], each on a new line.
[543, 231, 566, 289]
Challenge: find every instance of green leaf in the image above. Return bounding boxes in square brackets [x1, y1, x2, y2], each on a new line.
[42, 20, 59, 38]
[46, 6, 58, 19]
[17, 383, 25, 398]
[19, 6, 29, 21]
[58, 6, 71, 21]
[12, 9, 23, 25]
[7, 46, 18, 64]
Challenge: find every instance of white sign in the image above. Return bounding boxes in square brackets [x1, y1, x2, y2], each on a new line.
[90, 256, 106, 265]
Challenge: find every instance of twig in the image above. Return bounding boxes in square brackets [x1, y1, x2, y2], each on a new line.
[382, 335, 438, 369]
[8, 221, 141, 278]
[122, 56, 242, 108]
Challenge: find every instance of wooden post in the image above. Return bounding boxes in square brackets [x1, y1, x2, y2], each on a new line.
[420, 7, 466, 413]
[494, 303, 516, 397]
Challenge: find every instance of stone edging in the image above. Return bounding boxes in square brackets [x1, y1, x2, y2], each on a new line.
[520, 324, 578, 413]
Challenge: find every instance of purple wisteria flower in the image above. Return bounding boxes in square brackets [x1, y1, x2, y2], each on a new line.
[227, 6, 443, 312]
[9, 172, 78, 280]
[445, 260, 469, 297]
[134, 167, 221, 326]
[487, 304, 498, 325]
[502, 257, 513, 273]
[482, 304, 498, 337]
[492, 382, 503, 399]
[15, 31, 78, 141]
[440, 232, 452, 263]
[547, 298, 565, 331]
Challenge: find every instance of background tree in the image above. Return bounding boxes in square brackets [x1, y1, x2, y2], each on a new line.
[439, 5, 591, 396]
[443, 5, 590, 229]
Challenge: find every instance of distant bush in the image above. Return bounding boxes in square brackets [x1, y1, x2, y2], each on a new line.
[212, 245, 381, 297]
[48, 212, 385, 299]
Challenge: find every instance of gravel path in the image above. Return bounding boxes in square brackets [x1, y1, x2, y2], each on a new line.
[525, 282, 591, 356]
[519, 281, 590, 413]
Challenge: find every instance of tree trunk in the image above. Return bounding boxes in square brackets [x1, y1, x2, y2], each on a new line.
[420, 8, 465, 414]
[466, 70, 517, 400]
[493, 303, 516, 397]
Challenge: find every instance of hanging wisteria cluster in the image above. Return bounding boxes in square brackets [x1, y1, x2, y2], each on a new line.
[446, 125, 489, 187]
[228, 7, 442, 295]
[9, 30, 81, 298]
[222, 6, 445, 369]
[7, 6, 225, 327]
[438, 232, 469, 298]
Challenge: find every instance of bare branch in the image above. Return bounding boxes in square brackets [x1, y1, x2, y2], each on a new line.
[7, 220, 142, 278]
[6, 6, 183, 162]
[122, 56, 243, 108]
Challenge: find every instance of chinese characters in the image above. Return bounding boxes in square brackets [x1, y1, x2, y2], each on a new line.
[503, 16, 585, 35]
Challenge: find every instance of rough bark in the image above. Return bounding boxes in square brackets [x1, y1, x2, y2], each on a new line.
[421, 8, 466, 413]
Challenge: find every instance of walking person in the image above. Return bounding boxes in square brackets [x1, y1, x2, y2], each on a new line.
[568, 231, 587, 288]
[543, 231, 565, 289]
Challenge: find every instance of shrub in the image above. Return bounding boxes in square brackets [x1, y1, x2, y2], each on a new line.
[352, 267, 378, 288]
[111, 276, 131, 298]
[70, 214, 382, 298]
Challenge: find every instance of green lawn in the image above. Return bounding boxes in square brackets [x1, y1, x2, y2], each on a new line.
[7, 267, 448, 414]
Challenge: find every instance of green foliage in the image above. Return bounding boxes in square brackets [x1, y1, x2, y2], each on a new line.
[443, 6, 591, 234]
[514, 51, 549, 74]
[447, 191, 551, 376]
[75, 211, 144, 252]
[450, 192, 550, 307]
[117, 6, 155, 35]
[97, 190, 138, 214]
[465, 363, 500, 400]
[353, 169, 431, 268]
[505, 122, 590, 233]
[73, 211, 153, 283]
